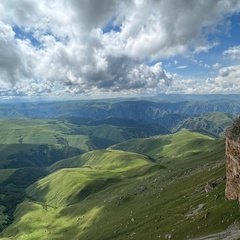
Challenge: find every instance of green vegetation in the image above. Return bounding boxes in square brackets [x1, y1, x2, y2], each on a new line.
[0, 144, 83, 169]
[0, 167, 47, 231]
[0, 117, 168, 153]
[0, 110, 238, 240]
[172, 112, 236, 137]
[110, 129, 223, 165]
[0, 170, 15, 184]
[0, 115, 167, 231]
[0, 126, 238, 240]
[48, 149, 151, 172]
[0, 118, 89, 149]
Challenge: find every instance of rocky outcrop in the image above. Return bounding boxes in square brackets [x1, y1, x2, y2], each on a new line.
[225, 119, 240, 202]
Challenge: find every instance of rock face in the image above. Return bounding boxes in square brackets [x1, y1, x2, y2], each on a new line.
[225, 119, 240, 202]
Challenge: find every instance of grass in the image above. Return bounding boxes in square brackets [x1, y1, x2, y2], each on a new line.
[48, 149, 151, 172]
[0, 117, 164, 152]
[0, 143, 83, 169]
[172, 112, 236, 137]
[0, 205, 8, 228]
[0, 169, 15, 184]
[2, 161, 238, 240]
[1, 129, 239, 240]
[110, 129, 222, 165]
[0, 118, 88, 148]
[27, 168, 122, 207]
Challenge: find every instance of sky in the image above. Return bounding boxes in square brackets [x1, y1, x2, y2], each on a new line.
[0, 0, 240, 99]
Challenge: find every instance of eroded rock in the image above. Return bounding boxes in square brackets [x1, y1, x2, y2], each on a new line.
[225, 119, 240, 202]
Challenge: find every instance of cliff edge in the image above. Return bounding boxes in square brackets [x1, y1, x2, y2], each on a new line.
[225, 118, 240, 202]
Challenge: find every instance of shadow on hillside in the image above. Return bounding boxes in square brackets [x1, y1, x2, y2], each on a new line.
[0, 167, 47, 233]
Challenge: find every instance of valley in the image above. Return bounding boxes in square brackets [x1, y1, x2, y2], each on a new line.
[0, 95, 239, 239]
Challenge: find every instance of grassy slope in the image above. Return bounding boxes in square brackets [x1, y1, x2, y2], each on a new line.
[1, 130, 239, 240]
[172, 112, 236, 137]
[0, 143, 85, 170]
[110, 128, 219, 161]
[48, 149, 152, 172]
[0, 117, 167, 153]
[0, 118, 89, 150]
[0, 116, 167, 165]
[0, 170, 16, 184]
[28, 150, 151, 208]
[0, 116, 166, 230]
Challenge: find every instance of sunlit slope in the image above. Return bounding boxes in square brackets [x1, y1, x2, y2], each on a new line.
[1, 137, 239, 240]
[48, 149, 152, 172]
[28, 150, 151, 207]
[109, 129, 223, 165]
[27, 168, 122, 207]
[0, 118, 89, 150]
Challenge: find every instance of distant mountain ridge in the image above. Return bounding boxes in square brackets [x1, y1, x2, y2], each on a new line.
[0, 94, 239, 120]
[0, 95, 238, 137]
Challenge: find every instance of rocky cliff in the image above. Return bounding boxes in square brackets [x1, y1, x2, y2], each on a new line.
[225, 118, 240, 202]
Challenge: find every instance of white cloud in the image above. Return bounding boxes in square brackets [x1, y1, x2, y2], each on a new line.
[0, 0, 240, 97]
[223, 46, 240, 60]
[193, 41, 219, 54]
[176, 65, 188, 69]
[0, 21, 35, 85]
[214, 65, 240, 92]
[212, 62, 222, 69]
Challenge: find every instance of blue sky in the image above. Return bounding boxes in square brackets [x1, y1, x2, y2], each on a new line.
[0, 0, 240, 98]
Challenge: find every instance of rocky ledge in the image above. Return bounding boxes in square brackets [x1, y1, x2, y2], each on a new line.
[225, 118, 240, 202]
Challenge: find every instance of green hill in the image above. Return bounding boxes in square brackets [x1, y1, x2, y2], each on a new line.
[0, 118, 89, 150]
[109, 129, 223, 167]
[1, 130, 239, 240]
[0, 169, 15, 184]
[48, 149, 152, 173]
[0, 117, 169, 153]
[0, 167, 47, 231]
[0, 115, 168, 168]
[172, 112, 236, 137]
[28, 150, 151, 207]
[27, 168, 123, 207]
[0, 144, 83, 169]
[0, 116, 168, 231]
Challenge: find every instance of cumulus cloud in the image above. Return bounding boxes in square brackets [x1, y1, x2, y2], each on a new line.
[223, 46, 240, 60]
[0, 0, 240, 97]
[0, 21, 35, 85]
[215, 65, 240, 92]
[212, 62, 222, 69]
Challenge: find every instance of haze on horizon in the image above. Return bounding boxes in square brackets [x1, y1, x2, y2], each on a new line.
[0, 0, 240, 99]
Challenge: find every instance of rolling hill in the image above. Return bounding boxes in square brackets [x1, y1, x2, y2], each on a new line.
[0, 115, 168, 231]
[109, 129, 224, 166]
[48, 149, 153, 173]
[0, 117, 169, 153]
[0, 95, 238, 240]
[0, 129, 239, 240]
